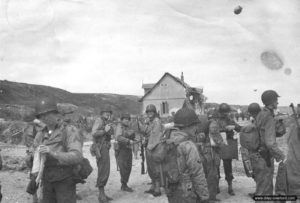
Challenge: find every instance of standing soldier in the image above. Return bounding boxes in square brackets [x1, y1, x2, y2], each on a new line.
[165, 107, 209, 203]
[217, 103, 241, 196]
[115, 113, 137, 192]
[195, 113, 224, 202]
[254, 90, 285, 195]
[90, 108, 114, 203]
[34, 98, 83, 203]
[139, 104, 163, 197]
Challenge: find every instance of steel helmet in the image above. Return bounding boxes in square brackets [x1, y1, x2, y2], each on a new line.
[247, 103, 261, 116]
[218, 103, 231, 113]
[101, 107, 113, 114]
[121, 113, 131, 120]
[174, 108, 200, 128]
[261, 90, 280, 106]
[35, 97, 58, 117]
[145, 104, 157, 114]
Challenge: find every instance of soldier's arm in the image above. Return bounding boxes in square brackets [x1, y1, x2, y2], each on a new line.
[209, 121, 225, 146]
[263, 115, 285, 162]
[178, 142, 209, 201]
[116, 125, 131, 144]
[91, 118, 106, 138]
[232, 120, 242, 132]
[50, 126, 83, 165]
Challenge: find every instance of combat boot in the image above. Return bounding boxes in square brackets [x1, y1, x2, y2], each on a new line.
[227, 181, 235, 196]
[152, 180, 161, 197]
[121, 184, 134, 192]
[98, 187, 108, 203]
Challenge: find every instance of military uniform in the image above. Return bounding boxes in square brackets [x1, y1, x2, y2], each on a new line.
[286, 118, 300, 199]
[254, 107, 285, 195]
[140, 117, 163, 195]
[36, 123, 83, 203]
[91, 116, 114, 201]
[166, 129, 209, 203]
[217, 116, 241, 187]
[196, 115, 224, 201]
[115, 122, 135, 189]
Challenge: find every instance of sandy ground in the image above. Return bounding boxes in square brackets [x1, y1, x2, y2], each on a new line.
[0, 141, 259, 203]
[0, 120, 287, 203]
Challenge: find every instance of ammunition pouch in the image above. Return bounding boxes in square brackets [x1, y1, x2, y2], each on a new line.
[26, 174, 38, 195]
[179, 173, 197, 199]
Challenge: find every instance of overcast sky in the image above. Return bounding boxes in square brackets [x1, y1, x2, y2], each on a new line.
[0, 0, 299, 105]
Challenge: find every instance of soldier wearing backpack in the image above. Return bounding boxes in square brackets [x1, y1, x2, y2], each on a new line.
[216, 103, 241, 196]
[33, 97, 83, 203]
[138, 104, 163, 196]
[153, 107, 209, 203]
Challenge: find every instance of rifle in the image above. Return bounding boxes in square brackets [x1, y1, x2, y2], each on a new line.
[137, 117, 146, 175]
[289, 103, 300, 139]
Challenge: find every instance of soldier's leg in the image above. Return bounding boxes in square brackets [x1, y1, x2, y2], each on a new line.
[96, 146, 111, 202]
[145, 149, 155, 193]
[118, 148, 133, 192]
[253, 157, 274, 196]
[55, 177, 76, 203]
[42, 180, 56, 203]
[223, 159, 234, 195]
[206, 160, 219, 201]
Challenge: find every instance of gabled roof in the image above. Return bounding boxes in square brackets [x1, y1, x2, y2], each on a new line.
[139, 72, 191, 102]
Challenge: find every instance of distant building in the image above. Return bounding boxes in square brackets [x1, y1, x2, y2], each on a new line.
[139, 72, 205, 117]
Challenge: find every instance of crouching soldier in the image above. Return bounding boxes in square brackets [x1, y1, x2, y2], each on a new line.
[115, 113, 137, 192]
[162, 108, 209, 203]
[34, 97, 83, 203]
[90, 108, 114, 203]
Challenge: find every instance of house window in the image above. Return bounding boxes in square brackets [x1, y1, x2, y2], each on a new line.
[161, 102, 169, 114]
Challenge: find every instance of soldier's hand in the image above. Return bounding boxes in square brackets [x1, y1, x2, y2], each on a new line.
[104, 124, 111, 132]
[38, 145, 50, 154]
[225, 125, 235, 131]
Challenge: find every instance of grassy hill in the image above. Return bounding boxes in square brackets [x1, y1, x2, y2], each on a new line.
[0, 80, 142, 116]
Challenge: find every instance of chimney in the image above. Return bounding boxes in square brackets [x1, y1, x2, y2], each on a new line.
[181, 72, 184, 82]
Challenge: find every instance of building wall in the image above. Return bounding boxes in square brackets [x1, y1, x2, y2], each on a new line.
[142, 75, 186, 116]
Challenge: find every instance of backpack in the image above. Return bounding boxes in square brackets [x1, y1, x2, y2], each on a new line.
[150, 128, 188, 184]
[240, 123, 260, 151]
[73, 157, 93, 181]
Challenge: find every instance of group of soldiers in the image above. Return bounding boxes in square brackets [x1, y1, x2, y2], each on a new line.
[21, 89, 299, 203]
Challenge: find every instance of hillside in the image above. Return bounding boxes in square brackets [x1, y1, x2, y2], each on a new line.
[0, 80, 142, 116]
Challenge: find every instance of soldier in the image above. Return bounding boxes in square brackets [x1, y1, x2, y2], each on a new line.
[138, 104, 163, 196]
[24, 118, 47, 203]
[115, 113, 137, 192]
[195, 113, 225, 202]
[285, 104, 300, 201]
[217, 103, 241, 196]
[90, 108, 114, 203]
[166, 107, 209, 203]
[34, 98, 83, 203]
[254, 90, 285, 196]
